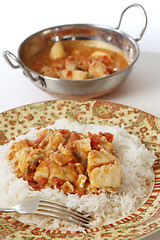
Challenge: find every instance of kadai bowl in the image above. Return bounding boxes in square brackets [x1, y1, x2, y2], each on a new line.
[3, 4, 147, 98]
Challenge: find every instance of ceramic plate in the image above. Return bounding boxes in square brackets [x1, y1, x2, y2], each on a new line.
[0, 99, 160, 240]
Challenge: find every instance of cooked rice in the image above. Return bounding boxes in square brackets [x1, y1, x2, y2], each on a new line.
[0, 119, 156, 232]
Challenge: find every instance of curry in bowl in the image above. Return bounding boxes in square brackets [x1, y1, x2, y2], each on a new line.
[30, 40, 129, 80]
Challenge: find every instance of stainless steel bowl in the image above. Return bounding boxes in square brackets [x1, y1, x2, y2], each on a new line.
[3, 4, 147, 98]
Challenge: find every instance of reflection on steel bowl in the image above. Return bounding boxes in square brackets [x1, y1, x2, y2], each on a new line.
[3, 4, 147, 98]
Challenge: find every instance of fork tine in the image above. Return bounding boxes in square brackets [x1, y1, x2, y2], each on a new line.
[36, 209, 90, 228]
[37, 198, 91, 228]
[39, 198, 91, 221]
[38, 205, 89, 225]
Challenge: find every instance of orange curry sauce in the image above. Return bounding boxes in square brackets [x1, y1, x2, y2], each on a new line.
[8, 128, 121, 195]
[30, 40, 129, 80]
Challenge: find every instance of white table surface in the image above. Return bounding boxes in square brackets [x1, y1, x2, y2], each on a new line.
[0, 0, 160, 239]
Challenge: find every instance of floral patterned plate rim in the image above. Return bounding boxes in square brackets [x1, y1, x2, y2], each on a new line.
[0, 99, 160, 240]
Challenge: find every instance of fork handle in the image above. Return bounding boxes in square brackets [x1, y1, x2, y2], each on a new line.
[0, 207, 15, 212]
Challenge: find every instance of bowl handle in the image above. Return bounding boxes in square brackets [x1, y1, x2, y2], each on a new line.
[3, 51, 46, 88]
[116, 3, 147, 42]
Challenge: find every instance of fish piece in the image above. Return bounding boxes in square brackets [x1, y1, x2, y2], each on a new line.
[49, 160, 78, 183]
[49, 42, 66, 60]
[76, 174, 87, 188]
[70, 138, 91, 165]
[54, 143, 76, 166]
[87, 148, 117, 172]
[88, 164, 121, 193]
[61, 181, 74, 194]
[71, 70, 88, 80]
[37, 129, 64, 151]
[88, 61, 109, 78]
[16, 149, 45, 176]
[34, 158, 49, 182]
[99, 136, 113, 152]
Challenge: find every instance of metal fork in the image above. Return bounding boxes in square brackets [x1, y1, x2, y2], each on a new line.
[0, 197, 91, 228]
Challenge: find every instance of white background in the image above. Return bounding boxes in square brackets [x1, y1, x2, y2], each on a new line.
[0, 1, 160, 239]
[1, 0, 160, 54]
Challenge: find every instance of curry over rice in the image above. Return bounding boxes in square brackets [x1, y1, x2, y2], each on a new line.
[8, 128, 121, 195]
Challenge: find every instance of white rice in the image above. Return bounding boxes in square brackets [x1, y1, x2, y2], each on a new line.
[0, 119, 156, 232]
